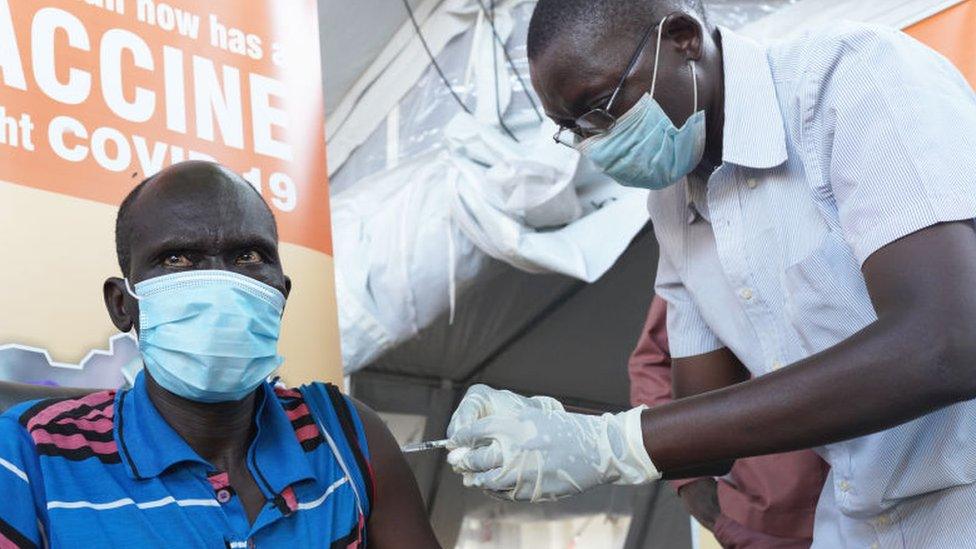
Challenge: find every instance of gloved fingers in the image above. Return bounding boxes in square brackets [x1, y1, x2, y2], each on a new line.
[449, 415, 515, 448]
[522, 469, 584, 502]
[512, 451, 544, 502]
[448, 441, 503, 474]
[447, 447, 469, 471]
[447, 388, 491, 439]
[469, 449, 527, 494]
[529, 395, 565, 412]
[483, 488, 517, 502]
[461, 469, 505, 490]
[467, 469, 515, 492]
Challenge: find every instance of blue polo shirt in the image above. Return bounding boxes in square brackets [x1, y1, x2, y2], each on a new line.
[0, 372, 373, 548]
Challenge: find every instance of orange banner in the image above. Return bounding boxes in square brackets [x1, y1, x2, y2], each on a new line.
[906, 0, 976, 86]
[0, 0, 331, 254]
[0, 0, 341, 386]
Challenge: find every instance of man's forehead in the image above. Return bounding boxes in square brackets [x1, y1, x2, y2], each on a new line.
[533, 33, 637, 117]
[128, 169, 277, 248]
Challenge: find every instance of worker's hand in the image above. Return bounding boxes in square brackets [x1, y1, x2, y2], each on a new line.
[677, 478, 721, 531]
[446, 384, 564, 439]
[447, 405, 660, 502]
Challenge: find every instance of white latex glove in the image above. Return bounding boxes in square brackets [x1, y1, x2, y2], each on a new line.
[446, 384, 565, 439]
[447, 405, 660, 502]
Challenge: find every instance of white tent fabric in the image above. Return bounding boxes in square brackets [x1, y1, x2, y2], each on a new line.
[330, 1, 650, 371]
[333, 114, 650, 370]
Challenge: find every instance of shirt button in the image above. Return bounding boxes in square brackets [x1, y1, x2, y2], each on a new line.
[772, 360, 784, 371]
[870, 544, 880, 549]
[216, 489, 232, 504]
[746, 178, 758, 189]
[838, 480, 851, 493]
[874, 514, 893, 527]
[739, 288, 754, 301]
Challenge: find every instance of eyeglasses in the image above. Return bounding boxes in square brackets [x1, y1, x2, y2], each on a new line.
[552, 18, 664, 147]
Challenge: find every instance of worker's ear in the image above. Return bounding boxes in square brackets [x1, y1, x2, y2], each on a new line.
[103, 277, 137, 333]
[665, 12, 705, 62]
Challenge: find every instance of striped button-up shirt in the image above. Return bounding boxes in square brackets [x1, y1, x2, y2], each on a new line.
[650, 23, 976, 548]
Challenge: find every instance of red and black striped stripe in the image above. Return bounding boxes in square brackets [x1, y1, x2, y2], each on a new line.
[275, 387, 325, 452]
[16, 393, 120, 465]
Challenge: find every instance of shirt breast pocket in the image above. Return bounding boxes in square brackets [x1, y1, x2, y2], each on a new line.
[782, 229, 876, 355]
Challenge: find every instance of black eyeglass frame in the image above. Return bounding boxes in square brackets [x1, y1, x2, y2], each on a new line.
[552, 17, 666, 146]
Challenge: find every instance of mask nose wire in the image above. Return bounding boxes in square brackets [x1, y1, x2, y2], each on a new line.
[124, 278, 142, 301]
[649, 15, 669, 99]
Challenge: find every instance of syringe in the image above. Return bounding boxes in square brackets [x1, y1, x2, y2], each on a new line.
[401, 439, 452, 453]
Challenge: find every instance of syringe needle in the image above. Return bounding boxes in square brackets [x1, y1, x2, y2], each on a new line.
[401, 439, 452, 453]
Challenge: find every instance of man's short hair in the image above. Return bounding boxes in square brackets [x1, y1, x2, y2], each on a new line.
[115, 175, 156, 276]
[527, 0, 706, 61]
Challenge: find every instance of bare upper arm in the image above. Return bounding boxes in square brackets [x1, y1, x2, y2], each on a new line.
[672, 347, 750, 399]
[859, 221, 976, 398]
[350, 398, 442, 549]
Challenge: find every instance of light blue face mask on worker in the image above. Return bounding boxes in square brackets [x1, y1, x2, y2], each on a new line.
[576, 19, 706, 190]
[126, 270, 286, 403]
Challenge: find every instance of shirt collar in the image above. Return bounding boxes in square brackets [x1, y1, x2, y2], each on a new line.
[248, 382, 317, 496]
[116, 372, 315, 494]
[716, 26, 788, 170]
[116, 371, 208, 479]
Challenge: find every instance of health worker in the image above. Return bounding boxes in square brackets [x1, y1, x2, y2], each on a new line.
[446, 1, 976, 547]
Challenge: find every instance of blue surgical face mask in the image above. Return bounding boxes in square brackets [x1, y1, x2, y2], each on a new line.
[126, 270, 286, 403]
[576, 20, 706, 190]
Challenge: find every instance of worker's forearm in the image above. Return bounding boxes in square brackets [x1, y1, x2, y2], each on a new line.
[642, 312, 976, 472]
[661, 462, 733, 480]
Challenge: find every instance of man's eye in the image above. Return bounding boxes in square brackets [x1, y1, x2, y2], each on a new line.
[236, 250, 264, 265]
[163, 254, 192, 267]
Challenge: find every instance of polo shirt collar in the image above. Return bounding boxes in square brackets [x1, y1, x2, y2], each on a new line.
[116, 371, 208, 479]
[716, 26, 788, 169]
[248, 382, 317, 496]
[116, 372, 316, 494]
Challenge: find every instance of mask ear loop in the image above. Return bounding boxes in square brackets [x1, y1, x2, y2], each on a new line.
[650, 15, 700, 115]
[649, 15, 668, 100]
[123, 279, 141, 341]
[124, 279, 142, 301]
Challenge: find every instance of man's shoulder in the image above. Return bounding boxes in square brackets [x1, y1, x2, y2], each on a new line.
[808, 20, 900, 44]
[1, 390, 120, 462]
[769, 21, 914, 82]
[270, 382, 375, 456]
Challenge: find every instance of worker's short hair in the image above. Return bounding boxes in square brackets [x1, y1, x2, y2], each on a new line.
[527, 0, 707, 61]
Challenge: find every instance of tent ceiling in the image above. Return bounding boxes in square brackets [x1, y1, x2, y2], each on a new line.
[319, 0, 427, 117]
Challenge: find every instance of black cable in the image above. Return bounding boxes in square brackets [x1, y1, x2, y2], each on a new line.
[490, 0, 520, 142]
[474, 0, 545, 122]
[399, 0, 473, 115]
